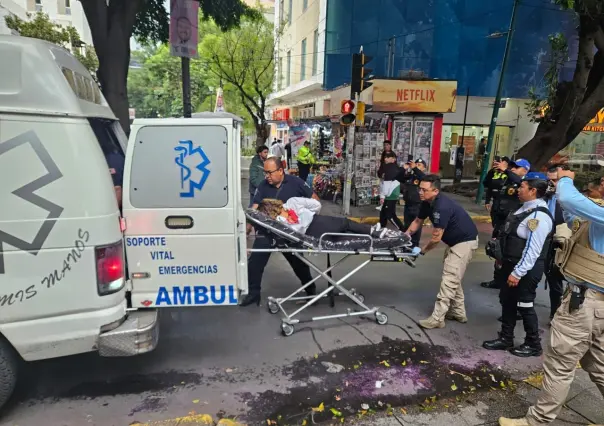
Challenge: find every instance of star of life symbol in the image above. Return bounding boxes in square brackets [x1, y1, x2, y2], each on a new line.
[0, 131, 64, 274]
[174, 140, 211, 198]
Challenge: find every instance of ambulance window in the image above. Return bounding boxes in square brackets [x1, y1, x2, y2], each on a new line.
[129, 125, 229, 208]
[89, 118, 125, 186]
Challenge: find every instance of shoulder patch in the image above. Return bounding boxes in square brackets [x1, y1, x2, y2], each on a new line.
[527, 218, 539, 232]
[414, 179, 419, 185]
[507, 187, 515, 195]
[572, 218, 581, 232]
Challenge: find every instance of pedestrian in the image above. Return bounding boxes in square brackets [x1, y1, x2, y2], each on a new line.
[378, 151, 404, 231]
[284, 138, 292, 169]
[248, 145, 268, 207]
[241, 157, 320, 307]
[544, 166, 567, 323]
[481, 158, 530, 290]
[378, 140, 395, 170]
[398, 158, 427, 247]
[296, 140, 315, 184]
[270, 139, 288, 170]
[482, 178, 553, 358]
[498, 167, 604, 426]
[405, 174, 479, 329]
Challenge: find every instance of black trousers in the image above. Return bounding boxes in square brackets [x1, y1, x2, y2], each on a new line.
[545, 265, 565, 318]
[247, 235, 314, 296]
[491, 210, 507, 238]
[380, 199, 404, 231]
[403, 203, 422, 247]
[497, 260, 544, 348]
[306, 215, 371, 239]
[298, 163, 311, 183]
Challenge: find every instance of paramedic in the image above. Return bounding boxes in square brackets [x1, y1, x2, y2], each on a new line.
[242, 157, 320, 307]
[482, 179, 553, 358]
[498, 168, 604, 426]
[405, 174, 479, 329]
[103, 147, 125, 209]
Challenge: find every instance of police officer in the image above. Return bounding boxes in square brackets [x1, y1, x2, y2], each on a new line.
[483, 156, 511, 237]
[498, 168, 604, 426]
[398, 159, 427, 247]
[481, 158, 531, 289]
[242, 157, 320, 307]
[483, 179, 553, 358]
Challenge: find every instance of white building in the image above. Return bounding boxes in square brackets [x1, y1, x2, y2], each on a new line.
[0, 0, 92, 44]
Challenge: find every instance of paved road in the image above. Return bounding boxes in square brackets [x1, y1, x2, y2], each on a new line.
[1, 195, 602, 425]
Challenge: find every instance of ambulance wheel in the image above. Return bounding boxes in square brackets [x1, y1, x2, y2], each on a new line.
[267, 301, 279, 315]
[375, 312, 388, 325]
[281, 323, 295, 337]
[354, 293, 365, 304]
[0, 337, 18, 411]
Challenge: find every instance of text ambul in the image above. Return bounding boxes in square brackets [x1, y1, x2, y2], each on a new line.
[155, 285, 238, 306]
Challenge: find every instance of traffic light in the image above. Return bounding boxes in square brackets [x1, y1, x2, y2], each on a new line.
[351, 53, 373, 97]
[340, 99, 355, 126]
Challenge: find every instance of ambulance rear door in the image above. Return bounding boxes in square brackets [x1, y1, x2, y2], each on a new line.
[122, 118, 247, 308]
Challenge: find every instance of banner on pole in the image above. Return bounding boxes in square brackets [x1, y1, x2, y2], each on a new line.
[214, 87, 225, 112]
[169, 0, 199, 58]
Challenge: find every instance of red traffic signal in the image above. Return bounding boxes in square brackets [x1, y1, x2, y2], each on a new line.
[341, 100, 355, 114]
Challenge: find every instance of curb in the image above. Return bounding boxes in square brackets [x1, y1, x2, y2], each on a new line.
[348, 215, 492, 225]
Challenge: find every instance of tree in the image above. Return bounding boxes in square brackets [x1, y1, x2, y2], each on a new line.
[200, 14, 275, 145]
[5, 12, 98, 74]
[519, 0, 604, 167]
[79, 0, 259, 134]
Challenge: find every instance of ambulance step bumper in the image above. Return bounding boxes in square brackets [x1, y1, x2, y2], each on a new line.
[98, 309, 159, 357]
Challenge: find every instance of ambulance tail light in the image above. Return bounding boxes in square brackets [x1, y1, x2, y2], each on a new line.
[96, 241, 125, 296]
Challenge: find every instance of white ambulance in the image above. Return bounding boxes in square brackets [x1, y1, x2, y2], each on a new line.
[0, 35, 249, 410]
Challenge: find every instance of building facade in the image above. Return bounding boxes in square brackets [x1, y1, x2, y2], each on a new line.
[269, 0, 579, 165]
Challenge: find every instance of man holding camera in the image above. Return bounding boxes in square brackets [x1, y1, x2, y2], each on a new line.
[498, 167, 604, 426]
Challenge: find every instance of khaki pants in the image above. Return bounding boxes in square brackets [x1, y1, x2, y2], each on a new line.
[431, 237, 479, 321]
[527, 289, 604, 425]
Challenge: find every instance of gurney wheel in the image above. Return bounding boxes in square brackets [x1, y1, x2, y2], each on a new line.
[354, 293, 365, 303]
[281, 322, 295, 337]
[375, 312, 388, 325]
[267, 301, 279, 314]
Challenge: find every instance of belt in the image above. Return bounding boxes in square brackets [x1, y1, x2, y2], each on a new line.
[587, 288, 604, 301]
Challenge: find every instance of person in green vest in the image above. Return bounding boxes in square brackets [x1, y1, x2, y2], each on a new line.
[297, 140, 315, 183]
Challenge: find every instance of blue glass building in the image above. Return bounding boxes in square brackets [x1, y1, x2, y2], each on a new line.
[323, 0, 576, 98]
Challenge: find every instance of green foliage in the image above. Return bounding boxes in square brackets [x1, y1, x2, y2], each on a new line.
[4, 12, 98, 74]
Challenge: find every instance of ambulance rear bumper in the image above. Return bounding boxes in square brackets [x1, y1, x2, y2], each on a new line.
[98, 309, 159, 357]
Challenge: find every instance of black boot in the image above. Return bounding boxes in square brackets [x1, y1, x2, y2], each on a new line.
[240, 293, 261, 307]
[480, 280, 500, 289]
[510, 343, 542, 357]
[483, 337, 514, 351]
[305, 284, 317, 296]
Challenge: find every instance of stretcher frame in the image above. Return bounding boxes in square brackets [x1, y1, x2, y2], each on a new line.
[246, 212, 418, 336]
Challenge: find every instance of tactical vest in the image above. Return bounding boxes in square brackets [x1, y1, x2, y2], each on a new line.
[555, 202, 604, 290]
[500, 206, 554, 264]
[494, 181, 522, 216]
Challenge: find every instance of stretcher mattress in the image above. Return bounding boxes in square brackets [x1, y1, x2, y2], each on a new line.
[246, 209, 412, 251]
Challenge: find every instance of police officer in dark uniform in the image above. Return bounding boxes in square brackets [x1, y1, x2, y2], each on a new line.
[483, 179, 553, 357]
[480, 158, 530, 289]
[397, 159, 427, 247]
[483, 156, 510, 237]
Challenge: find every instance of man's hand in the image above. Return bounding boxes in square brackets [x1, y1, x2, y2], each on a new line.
[246, 223, 253, 236]
[557, 167, 575, 181]
[485, 203, 491, 212]
[409, 161, 416, 169]
[495, 161, 507, 172]
[379, 198, 385, 205]
[507, 274, 520, 287]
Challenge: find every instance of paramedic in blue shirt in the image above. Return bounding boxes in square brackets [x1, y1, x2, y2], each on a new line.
[405, 174, 479, 329]
[241, 157, 320, 307]
[499, 168, 604, 426]
[483, 179, 553, 358]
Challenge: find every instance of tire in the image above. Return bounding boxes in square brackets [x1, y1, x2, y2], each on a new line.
[0, 337, 18, 411]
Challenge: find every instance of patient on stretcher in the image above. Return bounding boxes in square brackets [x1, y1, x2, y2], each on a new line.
[257, 198, 402, 240]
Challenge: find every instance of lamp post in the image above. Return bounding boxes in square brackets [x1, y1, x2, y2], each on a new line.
[475, 0, 520, 204]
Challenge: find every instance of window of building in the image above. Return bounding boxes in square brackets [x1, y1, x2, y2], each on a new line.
[300, 38, 307, 81]
[34, 0, 43, 11]
[303, 0, 308, 11]
[279, 0, 284, 23]
[65, 0, 71, 14]
[286, 50, 291, 86]
[288, 0, 292, 25]
[312, 29, 319, 76]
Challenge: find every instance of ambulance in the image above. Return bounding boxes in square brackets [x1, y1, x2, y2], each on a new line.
[0, 36, 248, 410]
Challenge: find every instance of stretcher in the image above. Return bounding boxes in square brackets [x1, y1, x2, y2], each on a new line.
[246, 209, 419, 336]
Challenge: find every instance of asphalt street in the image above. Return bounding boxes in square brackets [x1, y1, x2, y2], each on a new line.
[0, 190, 602, 426]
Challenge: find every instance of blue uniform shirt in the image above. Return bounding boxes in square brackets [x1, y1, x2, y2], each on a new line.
[418, 193, 478, 247]
[252, 174, 313, 205]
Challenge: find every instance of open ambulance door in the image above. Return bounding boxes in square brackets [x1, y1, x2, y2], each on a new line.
[122, 118, 248, 308]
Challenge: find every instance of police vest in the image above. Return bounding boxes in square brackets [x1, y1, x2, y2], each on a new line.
[494, 181, 522, 215]
[488, 171, 507, 198]
[500, 206, 554, 263]
[555, 198, 604, 290]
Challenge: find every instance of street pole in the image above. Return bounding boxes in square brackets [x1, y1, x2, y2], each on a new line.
[182, 57, 192, 118]
[475, 0, 519, 204]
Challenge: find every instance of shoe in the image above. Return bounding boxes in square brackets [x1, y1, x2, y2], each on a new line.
[240, 294, 261, 307]
[418, 317, 445, 329]
[480, 280, 500, 289]
[445, 313, 468, 323]
[482, 338, 514, 351]
[305, 284, 317, 296]
[498, 417, 529, 426]
[510, 343, 542, 358]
